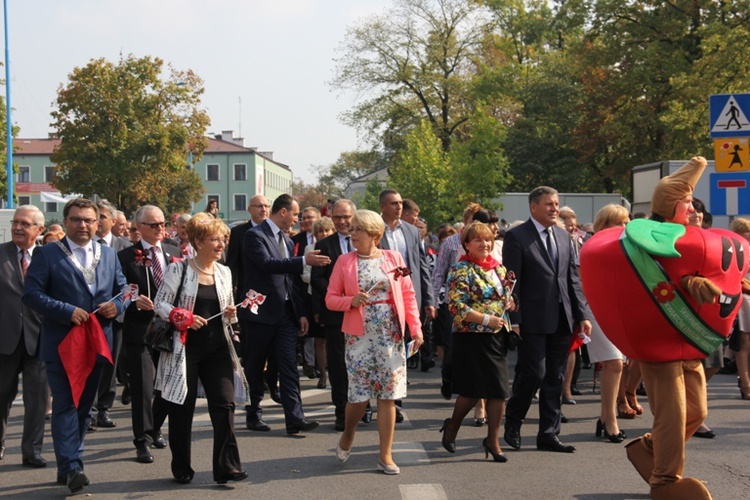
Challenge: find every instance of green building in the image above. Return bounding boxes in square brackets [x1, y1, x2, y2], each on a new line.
[12, 130, 293, 224]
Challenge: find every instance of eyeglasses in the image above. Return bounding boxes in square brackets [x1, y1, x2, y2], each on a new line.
[11, 219, 37, 229]
[141, 221, 166, 229]
[349, 226, 367, 234]
[250, 204, 270, 209]
[67, 217, 98, 226]
[332, 215, 352, 221]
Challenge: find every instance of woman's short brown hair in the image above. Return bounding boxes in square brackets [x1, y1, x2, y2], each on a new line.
[312, 216, 335, 236]
[461, 222, 494, 253]
[729, 217, 750, 235]
[187, 212, 229, 248]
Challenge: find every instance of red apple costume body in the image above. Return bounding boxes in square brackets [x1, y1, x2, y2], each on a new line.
[580, 157, 749, 499]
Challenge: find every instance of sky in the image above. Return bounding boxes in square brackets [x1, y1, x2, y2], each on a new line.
[3, 0, 392, 184]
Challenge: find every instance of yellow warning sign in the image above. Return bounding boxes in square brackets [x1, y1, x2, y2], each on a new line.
[715, 138, 750, 172]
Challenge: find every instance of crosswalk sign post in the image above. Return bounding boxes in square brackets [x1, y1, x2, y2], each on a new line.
[710, 94, 750, 138]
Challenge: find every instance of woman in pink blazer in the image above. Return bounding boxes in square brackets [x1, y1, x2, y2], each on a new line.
[326, 210, 422, 475]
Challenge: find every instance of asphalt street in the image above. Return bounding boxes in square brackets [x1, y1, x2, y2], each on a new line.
[1, 353, 749, 499]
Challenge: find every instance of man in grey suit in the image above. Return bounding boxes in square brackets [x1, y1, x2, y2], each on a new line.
[502, 186, 592, 453]
[378, 190, 436, 420]
[0, 205, 48, 467]
[92, 200, 132, 428]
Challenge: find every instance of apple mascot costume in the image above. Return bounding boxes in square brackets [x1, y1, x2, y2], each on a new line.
[580, 157, 749, 499]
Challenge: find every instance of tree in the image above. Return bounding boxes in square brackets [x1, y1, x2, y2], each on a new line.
[331, 0, 492, 153]
[315, 150, 387, 198]
[50, 54, 210, 214]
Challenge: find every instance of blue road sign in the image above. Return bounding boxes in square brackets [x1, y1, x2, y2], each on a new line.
[709, 172, 750, 216]
[710, 94, 750, 138]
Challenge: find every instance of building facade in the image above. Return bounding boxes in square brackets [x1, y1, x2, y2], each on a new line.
[12, 130, 292, 224]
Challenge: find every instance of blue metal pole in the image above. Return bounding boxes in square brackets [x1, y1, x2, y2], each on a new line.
[4, 0, 13, 209]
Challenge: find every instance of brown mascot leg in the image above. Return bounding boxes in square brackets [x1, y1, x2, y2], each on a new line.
[625, 435, 653, 484]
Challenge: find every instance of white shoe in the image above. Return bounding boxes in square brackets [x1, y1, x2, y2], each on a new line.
[377, 459, 400, 475]
[336, 444, 351, 463]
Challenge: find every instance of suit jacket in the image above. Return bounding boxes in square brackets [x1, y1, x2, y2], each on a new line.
[226, 220, 253, 301]
[310, 232, 348, 327]
[22, 240, 127, 363]
[118, 241, 182, 345]
[502, 218, 590, 334]
[291, 231, 312, 258]
[378, 220, 434, 311]
[238, 220, 306, 325]
[0, 242, 42, 356]
[98, 234, 132, 253]
[325, 250, 421, 337]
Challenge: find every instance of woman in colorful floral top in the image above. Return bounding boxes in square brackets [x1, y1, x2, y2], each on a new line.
[439, 222, 517, 462]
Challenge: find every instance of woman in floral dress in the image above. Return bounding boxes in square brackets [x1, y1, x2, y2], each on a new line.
[439, 222, 517, 462]
[325, 210, 422, 475]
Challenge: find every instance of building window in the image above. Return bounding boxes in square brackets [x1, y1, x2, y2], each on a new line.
[234, 164, 247, 181]
[234, 194, 247, 212]
[45, 202, 58, 213]
[18, 196, 31, 205]
[44, 165, 56, 183]
[18, 166, 30, 183]
[206, 164, 220, 181]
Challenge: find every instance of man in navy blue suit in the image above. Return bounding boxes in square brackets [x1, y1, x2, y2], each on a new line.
[23, 198, 127, 494]
[239, 194, 330, 434]
[502, 187, 591, 454]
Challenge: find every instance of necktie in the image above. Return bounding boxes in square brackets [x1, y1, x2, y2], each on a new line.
[99, 238, 107, 246]
[75, 247, 88, 269]
[545, 227, 558, 272]
[345, 236, 352, 252]
[20, 250, 28, 278]
[277, 232, 288, 258]
[150, 246, 163, 288]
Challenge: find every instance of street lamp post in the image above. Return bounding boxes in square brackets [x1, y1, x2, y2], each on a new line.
[4, 0, 13, 209]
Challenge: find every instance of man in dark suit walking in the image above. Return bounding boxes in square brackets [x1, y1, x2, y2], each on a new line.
[23, 198, 127, 494]
[240, 194, 330, 434]
[226, 194, 269, 301]
[0, 205, 48, 468]
[92, 200, 132, 429]
[502, 186, 591, 453]
[311, 199, 356, 430]
[292, 207, 321, 379]
[118, 205, 180, 464]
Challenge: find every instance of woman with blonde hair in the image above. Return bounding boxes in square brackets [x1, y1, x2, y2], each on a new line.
[326, 210, 422, 475]
[154, 212, 249, 484]
[730, 217, 750, 400]
[586, 204, 631, 441]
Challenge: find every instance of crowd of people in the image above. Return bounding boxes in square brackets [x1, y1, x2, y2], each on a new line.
[1, 178, 749, 498]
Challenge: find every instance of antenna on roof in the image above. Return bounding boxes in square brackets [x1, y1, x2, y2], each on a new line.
[238, 96, 242, 140]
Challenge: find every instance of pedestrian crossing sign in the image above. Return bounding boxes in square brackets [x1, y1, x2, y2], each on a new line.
[714, 138, 750, 172]
[710, 94, 750, 138]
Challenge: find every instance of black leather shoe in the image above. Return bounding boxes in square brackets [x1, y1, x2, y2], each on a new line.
[571, 387, 582, 396]
[246, 419, 271, 432]
[269, 390, 282, 404]
[361, 405, 373, 424]
[22, 456, 47, 468]
[216, 470, 248, 484]
[135, 443, 154, 463]
[420, 359, 436, 372]
[58, 472, 90, 485]
[561, 413, 569, 423]
[536, 435, 576, 453]
[86, 421, 97, 433]
[152, 433, 167, 449]
[334, 417, 345, 432]
[97, 411, 116, 428]
[504, 426, 521, 450]
[173, 474, 193, 484]
[395, 406, 404, 423]
[67, 469, 89, 494]
[121, 387, 131, 405]
[286, 419, 319, 435]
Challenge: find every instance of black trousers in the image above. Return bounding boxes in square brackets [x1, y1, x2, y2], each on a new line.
[125, 342, 168, 446]
[94, 321, 123, 412]
[323, 324, 347, 419]
[504, 305, 572, 439]
[166, 343, 241, 481]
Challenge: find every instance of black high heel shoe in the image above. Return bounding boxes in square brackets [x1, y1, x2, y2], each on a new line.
[439, 418, 456, 453]
[595, 419, 626, 443]
[481, 438, 508, 463]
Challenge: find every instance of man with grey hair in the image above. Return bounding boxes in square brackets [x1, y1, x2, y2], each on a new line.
[174, 213, 194, 259]
[112, 210, 128, 238]
[92, 200, 132, 429]
[0, 205, 48, 467]
[118, 205, 180, 464]
[311, 199, 357, 431]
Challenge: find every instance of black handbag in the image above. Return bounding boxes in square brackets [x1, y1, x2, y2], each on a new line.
[145, 262, 187, 353]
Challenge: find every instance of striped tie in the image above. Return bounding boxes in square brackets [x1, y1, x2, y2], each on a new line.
[150, 246, 163, 289]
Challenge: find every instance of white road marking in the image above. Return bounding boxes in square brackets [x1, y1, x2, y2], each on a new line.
[399, 484, 448, 500]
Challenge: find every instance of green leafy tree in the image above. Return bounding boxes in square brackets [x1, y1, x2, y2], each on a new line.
[50, 54, 210, 214]
[351, 177, 384, 212]
[316, 150, 387, 198]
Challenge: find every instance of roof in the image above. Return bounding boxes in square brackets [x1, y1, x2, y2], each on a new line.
[12, 137, 290, 170]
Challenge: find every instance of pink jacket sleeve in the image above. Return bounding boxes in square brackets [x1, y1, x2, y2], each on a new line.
[325, 255, 355, 312]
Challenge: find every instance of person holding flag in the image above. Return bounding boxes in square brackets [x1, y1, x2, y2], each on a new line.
[23, 198, 127, 494]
